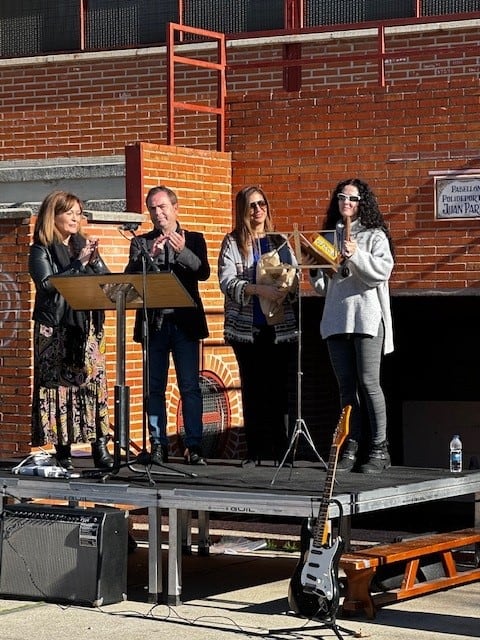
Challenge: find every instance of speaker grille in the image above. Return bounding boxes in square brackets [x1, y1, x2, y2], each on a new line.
[0, 504, 128, 606]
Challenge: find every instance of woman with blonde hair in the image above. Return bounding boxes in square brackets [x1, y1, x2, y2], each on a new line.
[29, 190, 113, 470]
[218, 186, 298, 464]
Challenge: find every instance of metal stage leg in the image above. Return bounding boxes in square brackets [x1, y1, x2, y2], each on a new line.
[181, 509, 210, 556]
[167, 507, 183, 605]
[148, 505, 163, 603]
[181, 509, 192, 554]
[166, 509, 210, 605]
[197, 510, 210, 556]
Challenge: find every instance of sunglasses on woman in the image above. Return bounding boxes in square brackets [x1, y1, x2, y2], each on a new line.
[249, 199, 267, 210]
[337, 193, 361, 203]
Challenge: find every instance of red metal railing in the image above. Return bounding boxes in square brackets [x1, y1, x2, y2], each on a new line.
[166, 23, 227, 152]
[228, 16, 480, 89]
[165, 12, 479, 150]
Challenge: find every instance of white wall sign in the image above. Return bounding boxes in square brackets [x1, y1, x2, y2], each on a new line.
[435, 176, 480, 219]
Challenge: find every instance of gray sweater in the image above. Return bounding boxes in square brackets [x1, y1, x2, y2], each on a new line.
[309, 218, 394, 354]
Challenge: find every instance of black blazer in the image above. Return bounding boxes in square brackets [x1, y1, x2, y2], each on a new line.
[125, 227, 210, 342]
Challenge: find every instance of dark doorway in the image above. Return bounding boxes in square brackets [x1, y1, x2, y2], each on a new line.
[300, 294, 480, 465]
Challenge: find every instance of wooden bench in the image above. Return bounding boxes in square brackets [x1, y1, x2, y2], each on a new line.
[339, 528, 480, 619]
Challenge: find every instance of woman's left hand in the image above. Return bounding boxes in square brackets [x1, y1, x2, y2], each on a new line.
[256, 284, 287, 302]
[79, 238, 99, 266]
[343, 239, 357, 259]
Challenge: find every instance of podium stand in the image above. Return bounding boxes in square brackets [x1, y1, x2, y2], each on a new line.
[50, 272, 195, 473]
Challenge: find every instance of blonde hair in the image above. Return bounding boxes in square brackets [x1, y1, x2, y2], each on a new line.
[33, 190, 84, 246]
[233, 186, 274, 257]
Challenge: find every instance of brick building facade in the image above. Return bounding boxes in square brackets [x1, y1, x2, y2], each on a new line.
[1, 15, 479, 465]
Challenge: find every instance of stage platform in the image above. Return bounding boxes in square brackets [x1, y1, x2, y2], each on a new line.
[1, 456, 479, 604]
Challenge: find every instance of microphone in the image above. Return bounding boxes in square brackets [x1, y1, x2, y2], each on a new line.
[130, 235, 161, 273]
[118, 222, 140, 232]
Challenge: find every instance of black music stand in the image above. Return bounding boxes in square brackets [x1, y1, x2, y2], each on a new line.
[50, 272, 195, 479]
[270, 226, 332, 484]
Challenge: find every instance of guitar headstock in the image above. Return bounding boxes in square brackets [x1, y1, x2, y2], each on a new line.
[333, 405, 351, 449]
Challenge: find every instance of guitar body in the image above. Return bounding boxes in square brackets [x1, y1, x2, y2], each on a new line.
[288, 518, 344, 620]
[287, 406, 351, 621]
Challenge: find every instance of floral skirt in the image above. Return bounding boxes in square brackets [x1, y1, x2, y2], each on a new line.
[31, 322, 110, 446]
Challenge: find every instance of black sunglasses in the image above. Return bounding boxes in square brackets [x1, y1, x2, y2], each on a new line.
[249, 199, 267, 210]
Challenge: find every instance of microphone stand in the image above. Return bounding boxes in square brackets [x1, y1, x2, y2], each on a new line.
[129, 230, 155, 481]
[271, 227, 328, 485]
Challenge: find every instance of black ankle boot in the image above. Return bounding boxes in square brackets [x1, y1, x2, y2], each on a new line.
[55, 444, 73, 470]
[360, 441, 391, 474]
[337, 439, 358, 472]
[92, 437, 114, 469]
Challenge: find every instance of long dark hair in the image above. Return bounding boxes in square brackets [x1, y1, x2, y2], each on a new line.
[325, 178, 395, 258]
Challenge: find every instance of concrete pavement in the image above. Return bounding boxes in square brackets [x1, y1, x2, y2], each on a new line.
[0, 544, 478, 640]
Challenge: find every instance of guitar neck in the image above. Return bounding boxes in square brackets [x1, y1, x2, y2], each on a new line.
[312, 445, 339, 547]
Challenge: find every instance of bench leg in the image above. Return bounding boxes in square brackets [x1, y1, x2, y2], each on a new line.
[341, 566, 377, 619]
[402, 558, 420, 590]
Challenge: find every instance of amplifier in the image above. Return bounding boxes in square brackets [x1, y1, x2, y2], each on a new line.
[0, 503, 128, 606]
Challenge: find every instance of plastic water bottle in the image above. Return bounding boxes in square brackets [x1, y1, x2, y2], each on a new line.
[449, 435, 462, 473]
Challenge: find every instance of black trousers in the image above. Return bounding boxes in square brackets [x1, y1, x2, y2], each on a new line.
[232, 326, 295, 461]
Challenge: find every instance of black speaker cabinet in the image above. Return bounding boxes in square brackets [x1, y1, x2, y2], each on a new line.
[0, 503, 128, 606]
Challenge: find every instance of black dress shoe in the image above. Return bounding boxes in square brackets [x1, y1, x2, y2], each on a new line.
[151, 443, 169, 465]
[184, 446, 207, 465]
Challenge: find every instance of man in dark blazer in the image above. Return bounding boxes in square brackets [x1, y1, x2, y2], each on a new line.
[125, 186, 210, 465]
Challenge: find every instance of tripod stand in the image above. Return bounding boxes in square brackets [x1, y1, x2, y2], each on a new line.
[271, 230, 328, 485]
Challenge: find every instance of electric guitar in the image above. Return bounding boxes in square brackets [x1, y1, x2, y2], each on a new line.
[288, 405, 351, 619]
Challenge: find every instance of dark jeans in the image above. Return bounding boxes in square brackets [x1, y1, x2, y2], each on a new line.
[327, 323, 386, 447]
[147, 319, 203, 449]
[232, 326, 295, 461]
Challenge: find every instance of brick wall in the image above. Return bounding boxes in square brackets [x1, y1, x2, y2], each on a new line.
[1, 21, 480, 457]
[0, 144, 236, 458]
[0, 24, 478, 155]
[0, 215, 32, 454]
[228, 80, 480, 290]
[123, 143, 238, 453]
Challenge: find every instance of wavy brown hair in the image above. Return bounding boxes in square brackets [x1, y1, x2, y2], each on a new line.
[232, 186, 274, 257]
[33, 190, 85, 246]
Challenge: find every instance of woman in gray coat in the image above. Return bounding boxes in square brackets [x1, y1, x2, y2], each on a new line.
[309, 178, 394, 474]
